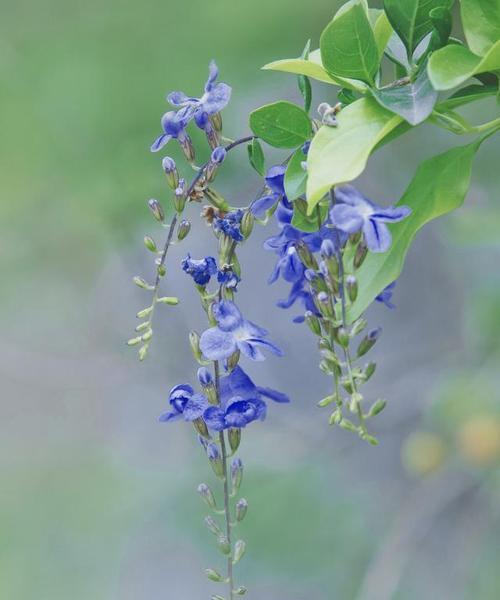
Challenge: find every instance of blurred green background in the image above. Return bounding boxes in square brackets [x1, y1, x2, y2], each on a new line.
[1, 1, 499, 599]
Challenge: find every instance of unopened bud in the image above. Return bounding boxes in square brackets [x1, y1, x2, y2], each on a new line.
[193, 417, 210, 439]
[174, 185, 187, 213]
[233, 540, 246, 564]
[364, 361, 377, 381]
[305, 310, 322, 336]
[339, 418, 358, 433]
[320, 239, 336, 259]
[368, 399, 387, 417]
[234, 586, 247, 596]
[162, 156, 179, 189]
[179, 133, 195, 162]
[157, 296, 179, 305]
[133, 276, 152, 290]
[346, 275, 358, 302]
[127, 336, 142, 346]
[207, 443, 224, 478]
[210, 112, 223, 132]
[189, 330, 203, 363]
[211, 146, 227, 164]
[144, 236, 157, 253]
[217, 535, 231, 555]
[357, 327, 381, 358]
[316, 292, 334, 318]
[197, 367, 213, 387]
[354, 242, 368, 269]
[148, 198, 165, 222]
[241, 211, 254, 239]
[329, 410, 343, 425]
[318, 394, 337, 408]
[336, 326, 350, 348]
[227, 349, 240, 372]
[351, 318, 367, 336]
[228, 428, 241, 453]
[198, 483, 217, 509]
[177, 219, 191, 241]
[236, 498, 248, 522]
[205, 568, 224, 583]
[204, 516, 222, 536]
[296, 241, 317, 270]
[231, 458, 243, 492]
[204, 188, 229, 211]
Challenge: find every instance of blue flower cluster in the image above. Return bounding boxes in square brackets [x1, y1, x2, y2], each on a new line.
[213, 209, 245, 242]
[160, 365, 289, 430]
[261, 166, 411, 320]
[151, 61, 231, 153]
[182, 254, 240, 290]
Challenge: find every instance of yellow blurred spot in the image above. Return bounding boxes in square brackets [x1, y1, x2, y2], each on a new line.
[402, 432, 447, 476]
[457, 416, 500, 467]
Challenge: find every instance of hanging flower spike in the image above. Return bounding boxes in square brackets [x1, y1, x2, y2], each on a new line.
[182, 254, 218, 286]
[203, 366, 289, 431]
[158, 384, 207, 423]
[150, 108, 193, 152]
[330, 185, 411, 253]
[376, 281, 397, 309]
[199, 300, 284, 361]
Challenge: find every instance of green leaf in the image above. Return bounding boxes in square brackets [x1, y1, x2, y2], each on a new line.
[372, 9, 394, 56]
[306, 98, 402, 211]
[383, 0, 454, 56]
[348, 136, 491, 323]
[460, 0, 500, 57]
[298, 40, 313, 113]
[371, 64, 438, 125]
[427, 41, 500, 90]
[292, 199, 329, 233]
[249, 101, 312, 148]
[320, 2, 380, 85]
[429, 6, 452, 47]
[285, 147, 307, 201]
[262, 51, 367, 91]
[247, 138, 265, 176]
[438, 84, 498, 110]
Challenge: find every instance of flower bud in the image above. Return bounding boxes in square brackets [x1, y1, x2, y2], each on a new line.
[296, 241, 317, 270]
[148, 198, 165, 222]
[197, 367, 213, 387]
[127, 336, 142, 346]
[210, 112, 223, 132]
[198, 483, 217, 509]
[339, 418, 358, 433]
[144, 236, 157, 253]
[162, 156, 179, 189]
[205, 121, 220, 150]
[320, 239, 336, 259]
[174, 185, 187, 213]
[336, 327, 350, 348]
[189, 330, 204, 363]
[354, 242, 368, 269]
[233, 540, 246, 564]
[211, 146, 227, 165]
[357, 327, 381, 358]
[157, 264, 166, 277]
[318, 394, 337, 408]
[205, 568, 224, 583]
[204, 188, 229, 211]
[227, 349, 240, 372]
[179, 133, 195, 162]
[193, 417, 210, 439]
[207, 443, 223, 477]
[241, 211, 254, 239]
[204, 516, 222, 536]
[157, 296, 179, 305]
[346, 275, 358, 302]
[228, 428, 241, 453]
[316, 292, 334, 319]
[177, 219, 191, 241]
[133, 276, 153, 290]
[217, 535, 231, 555]
[351, 318, 367, 336]
[234, 586, 247, 596]
[329, 410, 342, 425]
[363, 361, 377, 381]
[236, 498, 248, 522]
[231, 458, 243, 492]
[305, 310, 322, 336]
[368, 399, 386, 417]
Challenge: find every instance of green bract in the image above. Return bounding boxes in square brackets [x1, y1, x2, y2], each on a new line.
[249, 101, 312, 148]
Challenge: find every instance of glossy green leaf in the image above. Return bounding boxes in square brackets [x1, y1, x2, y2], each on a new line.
[249, 101, 312, 148]
[383, 0, 454, 56]
[292, 199, 329, 233]
[438, 84, 498, 110]
[372, 10, 394, 56]
[371, 64, 438, 125]
[460, 0, 500, 56]
[348, 136, 491, 322]
[428, 41, 500, 90]
[320, 2, 380, 85]
[306, 98, 402, 211]
[285, 147, 307, 201]
[429, 6, 452, 47]
[247, 138, 265, 176]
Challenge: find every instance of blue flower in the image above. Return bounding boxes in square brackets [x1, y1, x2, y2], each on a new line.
[200, 300, 284, 361]
[203, 366, 289, 431]
[376, 281, 397, 309]
[159, 384, 207, 423]
[330, 186, 411, 253]
[217, 269, 240, 290]
[276, 277, 320, 323]
[213, 209, 244, 242]
[182, 254, 217, 286]
[151, 108, 193, 153]
[167, 61, 231, 131]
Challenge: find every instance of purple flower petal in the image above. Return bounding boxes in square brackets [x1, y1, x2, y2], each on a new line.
[200, 327, 237, 360]
[213, 300, 243, 332]
[183, 393, 208, 421]
[330, 204, 364, 233]
[203, 406, 226, 431]
[371, 205, 412, 222]
[257, 386, 290, 403]
[363, 218, 392, 253]
[150, 133, 172, 152]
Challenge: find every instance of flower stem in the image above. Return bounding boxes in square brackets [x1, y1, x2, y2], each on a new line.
[214, 361, 234, 600]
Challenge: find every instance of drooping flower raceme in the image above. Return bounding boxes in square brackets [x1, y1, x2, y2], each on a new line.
[331, 186, 411, 253]
[199, 300, 284, 361]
